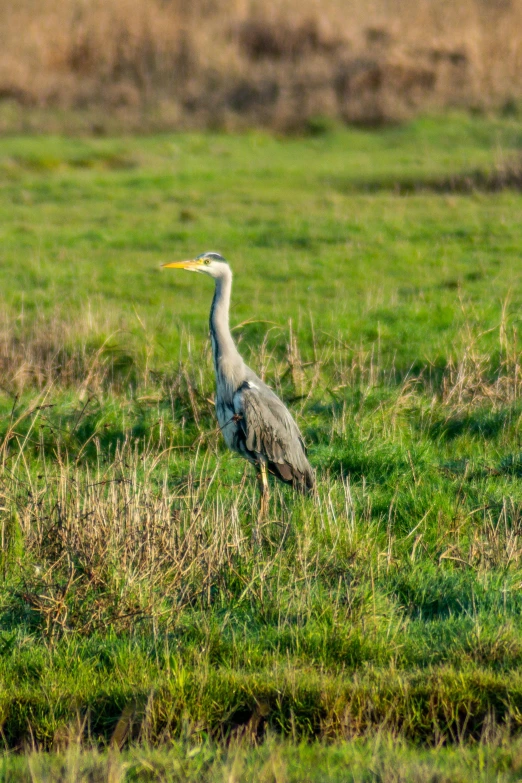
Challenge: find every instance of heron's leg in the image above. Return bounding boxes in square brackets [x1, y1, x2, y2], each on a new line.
[258, 462, 269, 519]
[253, 462, 269, 545]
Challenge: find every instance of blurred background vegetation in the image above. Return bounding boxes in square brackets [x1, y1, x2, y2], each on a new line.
[1, 0, 522, 133]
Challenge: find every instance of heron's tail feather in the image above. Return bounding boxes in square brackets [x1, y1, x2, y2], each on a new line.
[268, 460, 315, 493]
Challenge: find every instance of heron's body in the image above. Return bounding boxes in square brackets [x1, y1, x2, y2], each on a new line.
[163, 253, 314, 495]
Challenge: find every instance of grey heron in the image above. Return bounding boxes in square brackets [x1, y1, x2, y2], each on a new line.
[162, 252, 314, 516]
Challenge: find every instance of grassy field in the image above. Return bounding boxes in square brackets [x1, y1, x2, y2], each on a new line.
[1, 114, 522, 779]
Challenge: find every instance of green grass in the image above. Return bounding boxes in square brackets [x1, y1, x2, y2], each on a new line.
[1, 113, 522, 777]
[5, 735, 522, 782]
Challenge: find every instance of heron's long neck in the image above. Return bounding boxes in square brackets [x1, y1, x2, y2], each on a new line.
[209, 269, 242, 381]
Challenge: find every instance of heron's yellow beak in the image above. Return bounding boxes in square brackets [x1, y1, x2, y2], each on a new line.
[161, 259, 203, 271]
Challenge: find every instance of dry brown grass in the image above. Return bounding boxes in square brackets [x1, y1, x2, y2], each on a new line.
[5, 438, 249, 636]
[1, 0, 522, 131]
[437, 301, 522, 411]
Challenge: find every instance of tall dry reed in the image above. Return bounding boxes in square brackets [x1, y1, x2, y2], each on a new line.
[1, 0, 522, 131]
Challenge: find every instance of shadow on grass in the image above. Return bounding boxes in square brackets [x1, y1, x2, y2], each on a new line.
[390, 567, 522, 621]
[390, 569, 480, 621]
[499, 453, 522, 477]
[428, 407, 517, 442]
[315, 437, 410, 483]
[328, 159, 522, 195]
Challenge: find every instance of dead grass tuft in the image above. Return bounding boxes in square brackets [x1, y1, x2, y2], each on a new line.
[0, 313, 135, 395]
[6, 439, 251, 635]
[440, 312, 522, 411]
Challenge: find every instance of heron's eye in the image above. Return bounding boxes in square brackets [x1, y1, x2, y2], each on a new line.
[203, 258, 211, 265]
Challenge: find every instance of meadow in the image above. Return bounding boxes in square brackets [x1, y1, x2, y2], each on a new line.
[0, 114, 522, 779]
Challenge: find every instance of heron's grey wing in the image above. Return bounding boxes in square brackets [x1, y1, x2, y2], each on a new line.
[234, 380, 314, 490]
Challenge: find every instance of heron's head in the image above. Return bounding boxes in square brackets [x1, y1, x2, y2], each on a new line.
[162, 252, 230, 279]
